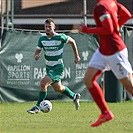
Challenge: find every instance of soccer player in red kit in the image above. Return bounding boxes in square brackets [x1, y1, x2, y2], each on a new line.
[79, 0, 133, 127]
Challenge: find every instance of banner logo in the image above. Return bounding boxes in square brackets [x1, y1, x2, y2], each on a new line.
[82, 51, 88, 61]
[15, 53, 23, 63]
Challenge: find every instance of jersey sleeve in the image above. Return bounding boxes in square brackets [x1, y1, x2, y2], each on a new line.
[60, 33, 69, 43]
[82, 4, 114, 35]
[95, 4, 109, 18]
[37, 37, 43, 49]
[117, 3, 132, 27]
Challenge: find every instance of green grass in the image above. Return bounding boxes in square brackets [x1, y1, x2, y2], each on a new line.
[0, 101, 133, 133]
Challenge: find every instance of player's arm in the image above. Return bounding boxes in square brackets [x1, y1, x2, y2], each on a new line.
[81, 14, 114, 35]
[117, 3, 132, 27]
[34, 47, 41, 60]
[67, 36, 80, 64]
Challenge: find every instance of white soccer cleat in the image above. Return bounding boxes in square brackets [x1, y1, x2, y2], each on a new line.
[73, 93, 81, 110]
[27, 105, 40, 114]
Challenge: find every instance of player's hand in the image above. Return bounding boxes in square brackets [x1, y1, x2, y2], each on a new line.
[74, 55, 81, 64]
[34, 54, 40, 60]
[78, 23, 85, 32]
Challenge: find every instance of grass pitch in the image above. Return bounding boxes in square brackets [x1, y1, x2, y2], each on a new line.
[0, 101, 133, 133]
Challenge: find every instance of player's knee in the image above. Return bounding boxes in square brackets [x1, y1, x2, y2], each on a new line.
[123, 84, 133, 94]
[83, 77, 93, 88]
[40, 82, 47, 91]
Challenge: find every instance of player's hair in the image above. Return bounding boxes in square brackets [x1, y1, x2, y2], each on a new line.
[45, 18, 55, 25]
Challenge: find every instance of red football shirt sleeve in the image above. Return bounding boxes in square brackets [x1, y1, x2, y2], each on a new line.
[82, 16, 114, 35]
[117, 3, 132, 27]
[81, 4, 114, 35]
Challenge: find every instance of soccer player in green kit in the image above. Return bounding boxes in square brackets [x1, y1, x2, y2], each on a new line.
[27, 18, 81, 114]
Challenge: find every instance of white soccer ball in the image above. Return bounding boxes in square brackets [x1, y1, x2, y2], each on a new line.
[40, 100, 52, 113]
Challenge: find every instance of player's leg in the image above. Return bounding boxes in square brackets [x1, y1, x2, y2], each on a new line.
[50, 64, 81, 110]
[27, 76, 52, 114]
[52, 81, 73, 97]
[119, 73, 133, 94]
[50, 64, 76, 99]
[36, 76, 52, 105]
[84, 67, 114, 127]
[84, 49, 114, 127]
[107, 48, 133, 94]
[52, 81, 81, 110]
[84, 67, 110, 113]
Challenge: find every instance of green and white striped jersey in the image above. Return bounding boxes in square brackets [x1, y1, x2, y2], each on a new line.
[37, 32, 69, 68]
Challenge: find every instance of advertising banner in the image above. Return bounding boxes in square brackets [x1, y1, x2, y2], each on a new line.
[0, 30, 99, 102]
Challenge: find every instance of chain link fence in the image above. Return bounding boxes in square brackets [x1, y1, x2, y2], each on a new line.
[1, 0, 133, 32]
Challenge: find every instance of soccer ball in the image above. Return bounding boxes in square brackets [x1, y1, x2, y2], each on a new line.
[40, 100, 52, 113]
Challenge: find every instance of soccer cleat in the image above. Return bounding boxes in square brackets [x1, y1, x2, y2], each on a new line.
[73, 93, 81, 110]
[91, 111, 114, 127]
[27, 105, 40, 114]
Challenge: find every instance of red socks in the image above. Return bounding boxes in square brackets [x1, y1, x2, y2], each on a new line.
[88, 71, 109, 114]
[88, 81, 109, 114]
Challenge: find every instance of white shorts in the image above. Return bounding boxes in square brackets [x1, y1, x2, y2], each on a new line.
[89, 48, 133, 79]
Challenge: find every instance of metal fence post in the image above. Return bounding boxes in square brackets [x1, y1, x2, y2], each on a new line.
[6, 0, 9, 30]
[83, 0, 87, 26]
[10, 0, 14, 30]
[5, 0, 14, 30]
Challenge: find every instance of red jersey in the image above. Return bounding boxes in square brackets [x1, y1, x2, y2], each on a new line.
[82, 0, 131, 55]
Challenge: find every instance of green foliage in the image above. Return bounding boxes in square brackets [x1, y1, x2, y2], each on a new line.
[0, 101, 133, 133]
